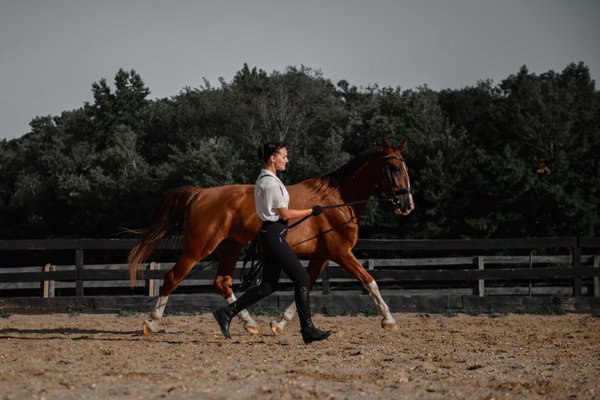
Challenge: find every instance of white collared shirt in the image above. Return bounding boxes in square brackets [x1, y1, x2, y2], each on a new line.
[254, 169, 289, 222]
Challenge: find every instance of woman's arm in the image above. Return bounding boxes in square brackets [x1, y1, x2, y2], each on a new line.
[277, 207, 313, 221]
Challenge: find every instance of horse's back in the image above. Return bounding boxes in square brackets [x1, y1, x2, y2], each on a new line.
[187, 184, 255, 216]
[185, 184, 260, 244]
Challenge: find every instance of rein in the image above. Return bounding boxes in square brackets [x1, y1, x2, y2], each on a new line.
[238, 195, 406, 290]
[288, 156, 412, 229]
[288, 194, 408, 229]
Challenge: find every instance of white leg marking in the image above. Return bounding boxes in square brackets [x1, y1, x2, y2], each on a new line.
[364, 281, 398, 331]
[271, 302, 297, 335]
[227, 294, 258, 335]
[143, 295, 170, 336]
[151, 295, 169, 319]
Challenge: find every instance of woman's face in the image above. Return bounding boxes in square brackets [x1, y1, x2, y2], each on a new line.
[271, 147, 288, 171]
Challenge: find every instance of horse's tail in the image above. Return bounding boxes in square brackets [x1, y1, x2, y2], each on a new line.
[127, 186, 201, 287]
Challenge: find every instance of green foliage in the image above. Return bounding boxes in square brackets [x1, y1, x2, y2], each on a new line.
[160, 137, 243, 188]
[0, 63, 598, 239]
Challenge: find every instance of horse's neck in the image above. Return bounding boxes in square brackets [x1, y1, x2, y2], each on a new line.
[343, 160, 379, 199]
[322, 159, 380, 211]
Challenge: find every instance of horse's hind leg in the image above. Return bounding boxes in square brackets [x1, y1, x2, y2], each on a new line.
[142, 253, 200, 335]
[143, 295, 169, 335]
[214, 240, 259, 335]
[224, 290, 259, 335]
[270, 258, 328, 336]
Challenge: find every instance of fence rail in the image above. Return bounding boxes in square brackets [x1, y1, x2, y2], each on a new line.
[1, 237, 599, 299]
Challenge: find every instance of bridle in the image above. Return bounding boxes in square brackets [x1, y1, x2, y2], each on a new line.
[383, 156, 413, 209]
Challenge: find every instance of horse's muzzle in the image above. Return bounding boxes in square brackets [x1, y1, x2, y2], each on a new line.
[393, 194, 414, 216]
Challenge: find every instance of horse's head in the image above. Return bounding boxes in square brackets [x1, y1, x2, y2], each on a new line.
[376, 138, 414, 216]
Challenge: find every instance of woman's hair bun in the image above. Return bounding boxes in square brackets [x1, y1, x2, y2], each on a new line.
[258, 141, 286, 162]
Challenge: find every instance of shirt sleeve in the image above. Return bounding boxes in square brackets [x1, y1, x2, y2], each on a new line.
[263, 180, 287, 209]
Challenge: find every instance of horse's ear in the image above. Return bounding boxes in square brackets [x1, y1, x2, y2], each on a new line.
[380, 138, 391, 149]
[397, 137, 408, 153]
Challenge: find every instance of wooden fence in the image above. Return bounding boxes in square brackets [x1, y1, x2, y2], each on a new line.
[1, 237, 599, 299]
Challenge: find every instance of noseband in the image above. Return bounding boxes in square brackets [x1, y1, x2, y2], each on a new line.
[383, 156, 413, 208]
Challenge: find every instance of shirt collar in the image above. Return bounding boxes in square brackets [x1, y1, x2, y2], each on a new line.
[260, 169, 277, 178]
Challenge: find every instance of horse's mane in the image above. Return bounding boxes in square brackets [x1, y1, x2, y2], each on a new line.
[318, 148, 386, 189]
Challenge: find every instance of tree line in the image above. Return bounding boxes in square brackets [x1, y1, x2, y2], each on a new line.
[0, 62, 598, 239]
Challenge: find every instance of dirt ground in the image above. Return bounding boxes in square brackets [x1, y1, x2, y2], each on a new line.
[0, 312, 599, 400]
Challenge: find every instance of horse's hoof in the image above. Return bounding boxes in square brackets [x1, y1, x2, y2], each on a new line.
[381, 320, 398, 331]
[142, 319, 159, 336]
[244, 323, 259, 336]
[270, 320, 284, 336]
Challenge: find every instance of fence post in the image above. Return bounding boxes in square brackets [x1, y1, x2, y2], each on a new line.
[572, 241, 582, 297]
[41, 263, 55, 298]
[594, 255, 599, 298]
[528, 251, 533, 297]
[321, 261, 330, 295]
[473, 256, 485, 297]
[146, 262, 160, 297]
[75, 248, 84, 297]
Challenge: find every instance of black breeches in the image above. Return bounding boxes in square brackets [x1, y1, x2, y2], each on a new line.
[258, 220, 309, 292]
[233, 220, 309, 312]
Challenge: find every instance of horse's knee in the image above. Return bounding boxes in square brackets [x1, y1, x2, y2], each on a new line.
[214, 275, 233, 298]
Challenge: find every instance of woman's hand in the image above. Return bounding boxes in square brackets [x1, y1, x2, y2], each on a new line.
[311, 205, 324, 216]
[278, 206, 323, 220]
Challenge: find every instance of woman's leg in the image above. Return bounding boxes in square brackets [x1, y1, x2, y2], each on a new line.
[212, 229, 281, 338]
[223, 243, 280, 312]
[214, 221, 331, 343]
[261, 223, 331, 344]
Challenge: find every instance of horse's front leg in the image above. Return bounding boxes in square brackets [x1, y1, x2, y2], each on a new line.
[214, 241, 258, 335]
[270, 258, 328, 335]
[333, 252, 398, 331]
[364, 280, 397, 331]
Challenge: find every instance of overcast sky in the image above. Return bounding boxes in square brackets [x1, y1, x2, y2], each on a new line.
[1, 0, 598, 140]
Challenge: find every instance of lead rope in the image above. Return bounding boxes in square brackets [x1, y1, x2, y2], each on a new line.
[288, 198, 371, 229]
[239, 238, 263, 290]
[238, 195, 403, 290]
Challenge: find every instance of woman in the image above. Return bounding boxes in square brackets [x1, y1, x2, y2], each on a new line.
[213, 141, 332, 344]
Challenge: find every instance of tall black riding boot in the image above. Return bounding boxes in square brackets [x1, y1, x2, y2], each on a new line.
[213, 284, 271, 339]
[296, 287, 332, 344]
[212, 303, 237, 339]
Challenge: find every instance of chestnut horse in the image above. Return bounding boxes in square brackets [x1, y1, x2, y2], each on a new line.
[128, 139, 414, 336]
